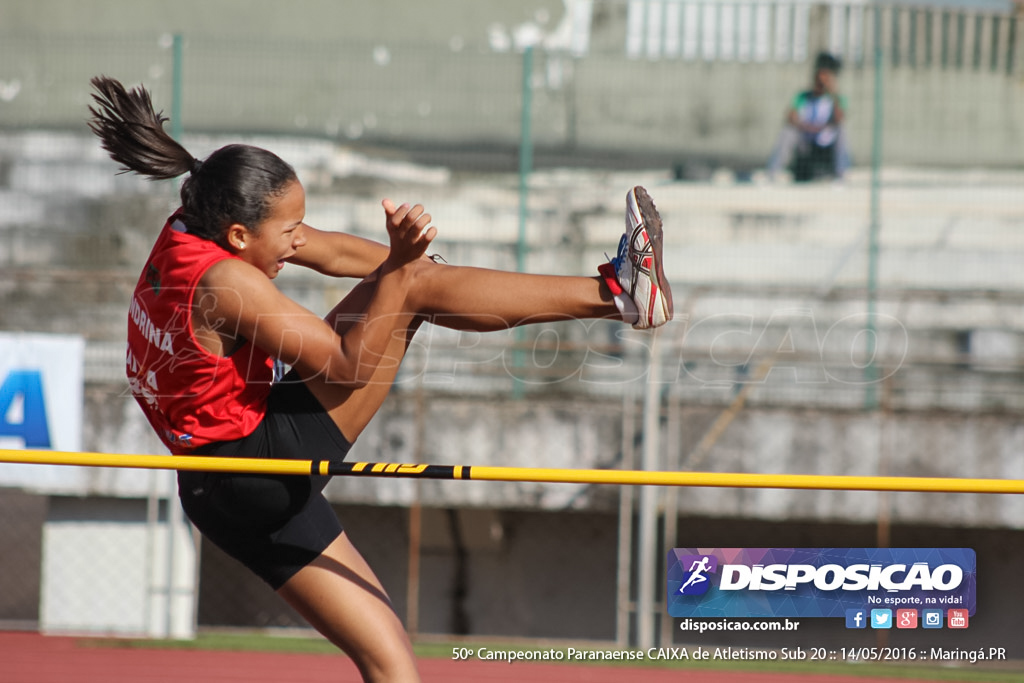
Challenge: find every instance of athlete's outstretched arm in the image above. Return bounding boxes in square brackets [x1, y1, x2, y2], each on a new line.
[288, 227, 390, 279]
[199, 201, 435, 388]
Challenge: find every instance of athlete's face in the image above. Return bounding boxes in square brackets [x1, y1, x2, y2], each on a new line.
[239, 180, 308, 279]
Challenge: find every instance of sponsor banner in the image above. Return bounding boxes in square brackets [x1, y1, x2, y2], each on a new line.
[0, 333, 84, 491]
[667, 548, 976, 619]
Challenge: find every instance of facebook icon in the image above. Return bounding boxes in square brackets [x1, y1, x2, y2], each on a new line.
[845, 609, 867, 629]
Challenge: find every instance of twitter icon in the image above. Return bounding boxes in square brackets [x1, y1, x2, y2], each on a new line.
[870, 609, 893, 629]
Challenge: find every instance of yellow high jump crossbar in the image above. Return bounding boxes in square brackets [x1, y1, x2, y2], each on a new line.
[2, 448, 1023, 494]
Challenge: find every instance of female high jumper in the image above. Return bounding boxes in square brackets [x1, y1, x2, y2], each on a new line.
[89, 75, 672, 682]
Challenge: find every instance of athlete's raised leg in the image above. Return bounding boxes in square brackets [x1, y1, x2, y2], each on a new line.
[301, 185, 673, 441]
[303, 260, 613, 440]
[404, 185, 672, 331]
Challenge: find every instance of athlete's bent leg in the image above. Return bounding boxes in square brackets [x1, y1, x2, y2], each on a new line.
[276, 532, 420, 683]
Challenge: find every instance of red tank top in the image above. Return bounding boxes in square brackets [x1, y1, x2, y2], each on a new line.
[127, 212, 273, 453]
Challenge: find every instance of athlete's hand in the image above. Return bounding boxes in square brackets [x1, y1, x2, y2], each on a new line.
[381, 199, 437, 268]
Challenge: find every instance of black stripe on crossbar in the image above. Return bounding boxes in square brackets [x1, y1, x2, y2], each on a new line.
[310, 461, 471, 480]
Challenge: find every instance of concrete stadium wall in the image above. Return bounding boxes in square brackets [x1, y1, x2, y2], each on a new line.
[2, 1, 1023, 168]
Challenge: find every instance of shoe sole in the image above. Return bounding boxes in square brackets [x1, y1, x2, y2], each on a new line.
[630, 186, 674, 325]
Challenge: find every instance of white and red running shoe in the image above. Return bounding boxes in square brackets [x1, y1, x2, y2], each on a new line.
[598, 186, 673, 329]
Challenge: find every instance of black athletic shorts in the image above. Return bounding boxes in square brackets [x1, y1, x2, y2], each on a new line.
[177, 371, 352, 589]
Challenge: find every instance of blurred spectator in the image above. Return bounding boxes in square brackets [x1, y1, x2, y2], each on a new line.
[767, 52, 850, 182]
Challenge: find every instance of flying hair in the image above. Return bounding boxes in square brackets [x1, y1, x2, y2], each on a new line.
[88, 75, 196, 181]
[88, 75, 298, 243]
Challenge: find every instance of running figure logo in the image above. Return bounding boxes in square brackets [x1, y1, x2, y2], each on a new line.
[677, 554, 718, 595]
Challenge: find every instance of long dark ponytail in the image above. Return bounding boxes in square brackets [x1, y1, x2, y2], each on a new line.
[88, 76, 297, 244]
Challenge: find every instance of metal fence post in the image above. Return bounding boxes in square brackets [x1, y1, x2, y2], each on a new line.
[636, 332, 663, 649]
[513, 44, 534, 399]
[865, 7, 884, 411]
[171, 34, 184, 142]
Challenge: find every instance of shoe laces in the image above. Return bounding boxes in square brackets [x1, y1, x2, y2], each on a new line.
[605, 234, 630, 273]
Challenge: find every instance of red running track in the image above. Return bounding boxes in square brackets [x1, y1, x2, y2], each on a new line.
[0, 632, 952, 682]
